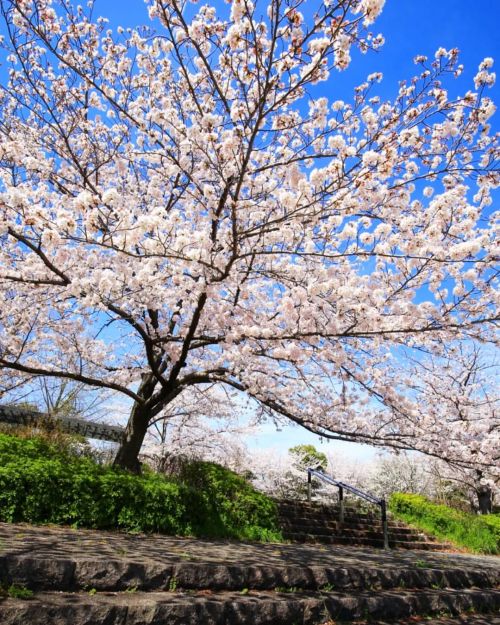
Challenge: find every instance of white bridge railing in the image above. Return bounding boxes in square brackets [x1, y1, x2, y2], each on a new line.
[0, 404, 124, 443]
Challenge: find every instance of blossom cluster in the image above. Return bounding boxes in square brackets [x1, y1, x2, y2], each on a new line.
[0, 0, 497, 471]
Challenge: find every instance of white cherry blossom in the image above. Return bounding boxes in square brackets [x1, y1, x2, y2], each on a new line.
[0, 0, 497, 473]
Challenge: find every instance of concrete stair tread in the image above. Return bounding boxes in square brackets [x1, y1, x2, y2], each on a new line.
[0, 588, 499, 625]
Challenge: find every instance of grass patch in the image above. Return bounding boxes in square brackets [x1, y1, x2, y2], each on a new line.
[0, 432, 282, 542]
[390, 493, 499, 555]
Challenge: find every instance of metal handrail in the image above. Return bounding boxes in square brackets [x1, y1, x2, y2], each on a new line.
[307, 468, 389, 550]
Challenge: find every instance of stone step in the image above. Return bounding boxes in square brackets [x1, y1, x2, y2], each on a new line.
[278, 499, 381, 511]
[2, 554, 497, 593]
[276, 499, 448, 550]
[277, 512, 408, 527]
[278, 516, 414, 531]
[344, 616, 500, 625]
[278, 503, 383, 520]
[1, 587, 498, 625]
[283, 532, 450, 550]
[279, 522, 425, 539]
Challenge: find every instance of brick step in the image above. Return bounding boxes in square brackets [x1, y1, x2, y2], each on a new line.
[5, 554, 497, 593]
[278, 498, 371, 508]
[278, 503, 383, 519]
[1, 588, 498, 625]
[280, 525, 429, 541]
[278, 519, 422, 536]
[283, 532, 450, 550]
[276, 500, 445, 549]
[277, 510, 405, 525]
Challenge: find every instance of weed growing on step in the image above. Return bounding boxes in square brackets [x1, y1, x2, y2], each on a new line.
[168, 577, 178, 592]
[1, 584, 34, 600]
[274, 586, 298, 593]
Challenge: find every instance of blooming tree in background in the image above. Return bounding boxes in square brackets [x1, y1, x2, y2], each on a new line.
[0, 0, 498, 472]
[141, 384, 256, 473]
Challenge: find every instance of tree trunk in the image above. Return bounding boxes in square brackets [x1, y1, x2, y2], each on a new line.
[476, 485, 493, 515]
[113, 401, 151, 473]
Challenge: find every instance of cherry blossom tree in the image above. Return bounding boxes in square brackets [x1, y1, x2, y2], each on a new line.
[389, 346, 499, 507]
[0, 0, 498, 472]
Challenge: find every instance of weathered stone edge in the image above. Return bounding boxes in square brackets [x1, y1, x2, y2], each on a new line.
[1, 555, 498, 593]
[0, 587, 499, 625]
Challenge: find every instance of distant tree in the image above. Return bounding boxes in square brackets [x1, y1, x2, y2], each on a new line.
[289, 444, 328, 473]
[140, 385, 254, 473]
[284, 444, 328, 499]
[0, 0, 497, 472]
[368, 452, 435, 498]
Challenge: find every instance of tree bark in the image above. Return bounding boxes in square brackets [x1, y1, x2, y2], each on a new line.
[476, 485, 493, 515]
[113, 401, 151, 473]
[113, 374, 159, 473]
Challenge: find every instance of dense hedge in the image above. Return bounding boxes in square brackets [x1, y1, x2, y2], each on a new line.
[0, 433, 282, 541]
[390, 493, 499, 555]
[179, 460, 281, 541]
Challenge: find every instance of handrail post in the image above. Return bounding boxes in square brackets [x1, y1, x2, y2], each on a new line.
[338, 485, 344, 525]
[381, 499, 389, 550]
[307, 469, 312, 503]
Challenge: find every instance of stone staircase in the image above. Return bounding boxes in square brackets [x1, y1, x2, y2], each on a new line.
[0, 522, 499, 624]
[278, 499, 451, 550]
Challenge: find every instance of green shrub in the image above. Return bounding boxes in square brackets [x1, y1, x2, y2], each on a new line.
[179, 460, 282, 541]
[389, 493, 499, 555]
[0, 433, 282, 541]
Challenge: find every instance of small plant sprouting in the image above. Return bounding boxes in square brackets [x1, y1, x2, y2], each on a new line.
[7, 585, 34, 599]
[88, 587, 97, 596]
[168, 577, 178, 592]
[415, 559, 429, 569]
[274, 586, 298, 593]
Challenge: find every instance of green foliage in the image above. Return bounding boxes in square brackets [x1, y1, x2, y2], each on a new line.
[281, 444, 329, 500]
[480, 513, 500, 535]
[289, 444, 327, 471]
[390, 493, 499, 555]
[1, 584, 34, 599]
[178, 460, 282, 541]
[0, 433, 282, 542]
